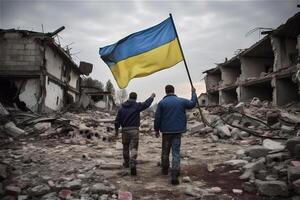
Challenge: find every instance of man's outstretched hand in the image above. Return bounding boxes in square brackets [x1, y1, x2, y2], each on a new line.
[155, 130, 160, 138]
[151, 93, 156, 98]
[191, 87, 196, 93]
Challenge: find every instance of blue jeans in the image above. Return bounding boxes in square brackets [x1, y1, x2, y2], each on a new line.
[161, 133, 182, 173]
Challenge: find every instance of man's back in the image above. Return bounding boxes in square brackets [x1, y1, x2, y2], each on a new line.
[154, 92, 196, 134]
[115, 96, 153, 130]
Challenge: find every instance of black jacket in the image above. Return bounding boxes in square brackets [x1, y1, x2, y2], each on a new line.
[115, 97, 154, 130]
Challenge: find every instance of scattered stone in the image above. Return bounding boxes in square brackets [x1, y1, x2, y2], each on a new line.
[207, 163, 215, 172]
[29, 184, 51, 196]
[209, 187, 222, 193]
[90, 183, 113, 194]
[224, 159, 248, 168]
[208, 132, 219, 142]
[266, 111, 279, 126]
[118, 191, 132, 200]
[288, 166, 300, 184]
[232, 189, 243, 194]
[184, 185, 204, 197]
[216, 125, 231, 138]
[17, 195, 28, 200]
[34, 122, 51, 131]
[245, 145, 271, 158]
[190, 123, 205, 134]
[242, 181, 256, 193]
[0, 163, 8, 179]
[255, 180, 288, 197]
[263, 139, 285, 150]
[201, 193, 219, 200]
[100, 163, 122, 170]
[42, 192, 59, 200]
[58, 189, 72, 199]
[182, 176, 192, 183]
[64, 179, 82, 190]
[5, 185, 21, 195]
[250, 97, 262, 107]
[115, 142, 123, 150]
[4, 122, 26, 136]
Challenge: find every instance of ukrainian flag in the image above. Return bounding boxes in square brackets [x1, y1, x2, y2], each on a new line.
[99, 17, 183, 88]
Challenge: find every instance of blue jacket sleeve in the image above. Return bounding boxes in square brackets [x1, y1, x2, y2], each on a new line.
[115, 109, 121, 130]
[183, 91, 197, 109]
[154, 102, 162, 131]
[138, 97, 154, 111]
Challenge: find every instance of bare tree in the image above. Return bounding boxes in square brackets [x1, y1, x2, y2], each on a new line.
[117, 89, 128, 104]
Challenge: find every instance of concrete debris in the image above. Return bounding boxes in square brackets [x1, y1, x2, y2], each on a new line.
[287, 137, 300, 157]
[0, 93, 299, 199]
[250, 97, 262, 107]
[4, 122, 25, 137]
[255, 180, 288, 197]
[262, 139, 285, 150]
[245, 146, 271, 159]
[117, 191, 132, 200]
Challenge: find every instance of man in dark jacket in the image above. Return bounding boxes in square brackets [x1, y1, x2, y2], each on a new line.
[115, 92, 155, 175]
[154, 85, 197, 185]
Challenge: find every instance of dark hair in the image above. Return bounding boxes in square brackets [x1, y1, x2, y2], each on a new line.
[129, 92, 137, 100]
[165, 85, 174, 94]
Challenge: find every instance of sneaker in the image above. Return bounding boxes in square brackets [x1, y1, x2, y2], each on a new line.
[171, 175, 179, 185]
[130, 167, 137, 176]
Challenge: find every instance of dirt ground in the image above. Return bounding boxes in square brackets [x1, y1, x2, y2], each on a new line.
[1, 130, 290, 200]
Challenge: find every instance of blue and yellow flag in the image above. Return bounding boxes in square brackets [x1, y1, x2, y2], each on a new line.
[99, 17, 183, 88]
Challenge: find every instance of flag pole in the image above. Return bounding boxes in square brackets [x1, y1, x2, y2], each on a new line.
[169, 13, 208, 127]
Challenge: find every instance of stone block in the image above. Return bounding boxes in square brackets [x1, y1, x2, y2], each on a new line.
[288, 166, 300, 184]
[255, 180, 288, 197]
[287, 137, 300, 157]
[245, 145, 271, 158]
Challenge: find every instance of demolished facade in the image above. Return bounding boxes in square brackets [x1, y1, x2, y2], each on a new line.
[0, 28, 91, 113]
[204, 12, 300, 106]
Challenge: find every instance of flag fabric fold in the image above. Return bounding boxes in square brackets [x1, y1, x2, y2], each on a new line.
[99, 17, 183, 88]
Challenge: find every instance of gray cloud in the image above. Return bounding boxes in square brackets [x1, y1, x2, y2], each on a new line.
[1, 0, 299, 102]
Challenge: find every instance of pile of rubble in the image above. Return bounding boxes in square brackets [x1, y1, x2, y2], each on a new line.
[187, 97, 300, 198]
[0, 103, 127, 200]
[223, 137, 300, 198]
[188, 97, 300, 144]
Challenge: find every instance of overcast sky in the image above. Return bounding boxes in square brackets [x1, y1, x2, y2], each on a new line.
[1, 0, 299, 102]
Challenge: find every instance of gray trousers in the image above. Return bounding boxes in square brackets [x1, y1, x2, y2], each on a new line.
[122, 129, 139, 168]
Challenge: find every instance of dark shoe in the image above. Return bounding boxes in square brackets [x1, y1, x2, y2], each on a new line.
[123, 162, 129, 168]
[131, 167, 137, 176]
[171, 170, 180, 185]
[171, 175, 179, 185]
[162, 167, 168, 175]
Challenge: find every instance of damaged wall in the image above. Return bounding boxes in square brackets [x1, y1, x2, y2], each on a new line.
[0, 32, 42, 73]
[45, 46, 63, 79]
[272, 36, 298, 71]
[275, 76, 299, 105]
[240, 57, 273, 80]
[18, 79, 41, 112]
[240, 81, 273, 102]
[45, 78, 63, 111]
[220, 88, 238, 104]
[221, 66, 241, 86]
[205, 72, 221, 91]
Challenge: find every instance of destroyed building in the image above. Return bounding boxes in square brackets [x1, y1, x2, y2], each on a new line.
[198, 93, 208, 107]
[0, 27, 92, 112]
[80, 86, 115, 110]
[204, 12, 300, 106]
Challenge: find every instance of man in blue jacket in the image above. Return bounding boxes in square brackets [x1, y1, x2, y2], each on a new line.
[154, 85, 197, 185]
[115, 92, 155, 176]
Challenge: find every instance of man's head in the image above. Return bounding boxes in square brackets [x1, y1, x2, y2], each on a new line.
[129, 92, 137, 100]
[165, 85, 175, 94]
